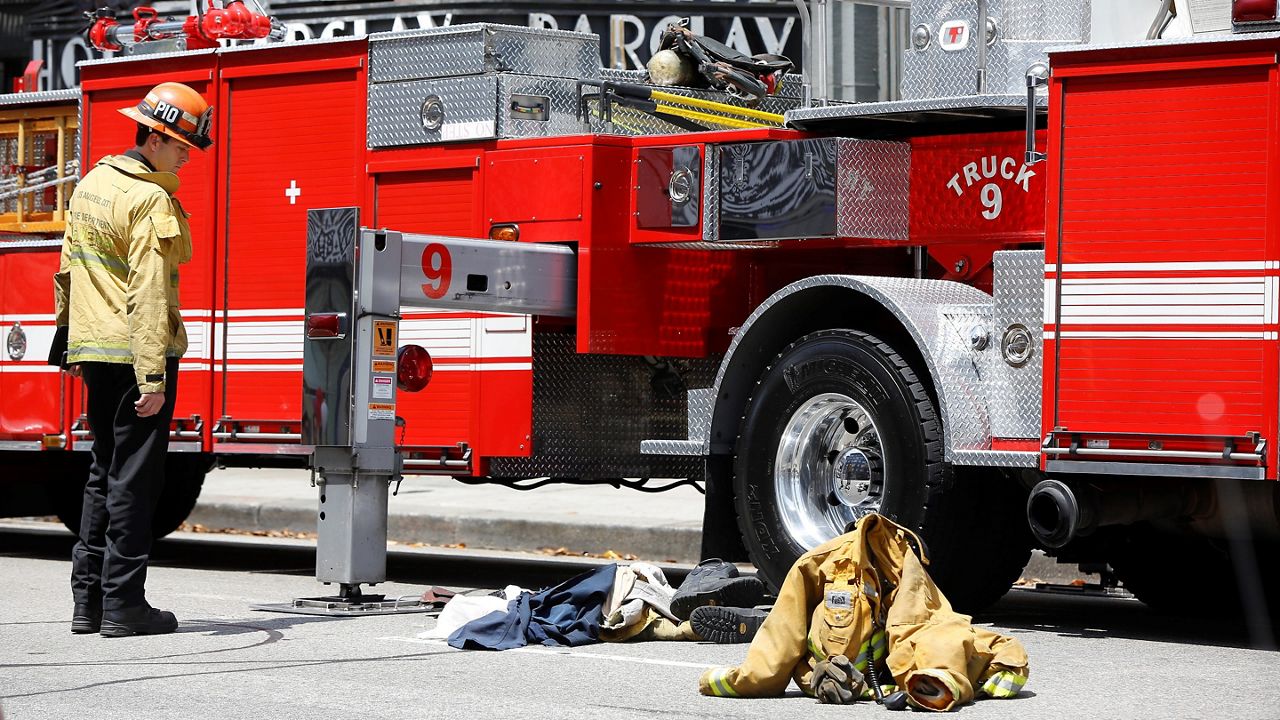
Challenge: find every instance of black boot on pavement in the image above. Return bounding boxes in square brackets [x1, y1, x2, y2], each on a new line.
[100, 605, 178, 637]
[71, 603, 102, 634]
[670, 558, 766, 621]
[690, 605, 770, 644]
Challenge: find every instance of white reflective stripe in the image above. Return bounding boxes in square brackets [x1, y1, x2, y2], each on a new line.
[431, 362, 532, 372]
[1264, 275, 1274, 324]
[1058, 316, 1264, 325]
[224, 363, 304, 371]
[1054, 275, 1264, 284]
[3, 365, 60, 373]
[1047, 261, 1269, 273]
[1060, 304, 1263, 317]
[1052, 330, 1269, 339]
[225, 321, 304, 359]
[1060, 281, 1265, 293]
[184, 320, 212, 360]
[225, 308, 305, 318]
[0, 313, 55, 323]
[1043, 279, 1056, 326]
[1061, 294, 1263, 306]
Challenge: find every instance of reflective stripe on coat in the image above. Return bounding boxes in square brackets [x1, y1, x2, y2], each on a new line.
[54, 154, 192, 393]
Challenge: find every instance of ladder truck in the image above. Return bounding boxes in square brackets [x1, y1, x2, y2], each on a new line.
[2, 0, 1279, 616]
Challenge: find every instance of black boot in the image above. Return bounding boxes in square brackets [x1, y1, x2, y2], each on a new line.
[71, 602, 102, 634]
[690, 605, 770, 643]
[100, 605, 178, 637]
[670, 558, 765, 621]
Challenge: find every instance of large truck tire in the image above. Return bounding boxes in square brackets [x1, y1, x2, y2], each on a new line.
[731, 329, 1030, 613]
[53, 453, 212, 540]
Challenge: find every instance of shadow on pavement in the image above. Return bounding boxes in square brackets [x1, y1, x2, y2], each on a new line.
[981, 587, 1278, 651]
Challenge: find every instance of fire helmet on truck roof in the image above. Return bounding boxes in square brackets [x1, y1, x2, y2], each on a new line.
[119, 82, 213, 151]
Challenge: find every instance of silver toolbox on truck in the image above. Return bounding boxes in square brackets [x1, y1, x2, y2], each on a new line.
[367, 24, 599, 146]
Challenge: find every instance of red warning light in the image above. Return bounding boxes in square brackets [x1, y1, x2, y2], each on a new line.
[1234, 0, 1279, 24]
[397, 344, 433, 392]
[305, 312, 346, 339]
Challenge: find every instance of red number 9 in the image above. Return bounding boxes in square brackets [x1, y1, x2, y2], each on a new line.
[421, 243, 451, 300]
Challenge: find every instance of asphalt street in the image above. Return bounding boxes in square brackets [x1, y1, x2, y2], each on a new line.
[3, 530, 1279, 720]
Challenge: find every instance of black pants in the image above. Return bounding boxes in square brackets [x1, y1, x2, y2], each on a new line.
[71, 358, 178, 611]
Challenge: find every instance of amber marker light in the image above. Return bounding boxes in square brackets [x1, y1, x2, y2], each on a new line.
[489, 224, 520, 242]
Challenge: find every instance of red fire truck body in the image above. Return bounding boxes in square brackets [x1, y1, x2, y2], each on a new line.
[4, 3, 1280, 611]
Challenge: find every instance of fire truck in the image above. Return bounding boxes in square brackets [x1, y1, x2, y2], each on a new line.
[3, 0, 1280, 613]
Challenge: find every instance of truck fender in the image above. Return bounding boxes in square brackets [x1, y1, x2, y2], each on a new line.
[703, 274, 1000, 464]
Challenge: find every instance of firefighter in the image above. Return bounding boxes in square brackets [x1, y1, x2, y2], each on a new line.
[53, 82, 212, 637]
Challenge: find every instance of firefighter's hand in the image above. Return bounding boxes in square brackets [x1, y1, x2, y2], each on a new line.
[66, 365, 82, 378]
[135, 392, 165, 417]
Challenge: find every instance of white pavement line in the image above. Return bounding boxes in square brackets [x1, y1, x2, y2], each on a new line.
[380, 636, 718, 669]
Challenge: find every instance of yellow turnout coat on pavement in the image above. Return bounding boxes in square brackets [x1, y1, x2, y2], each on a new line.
[54, 154, 192, 393]
[699, 514, 1029, 711]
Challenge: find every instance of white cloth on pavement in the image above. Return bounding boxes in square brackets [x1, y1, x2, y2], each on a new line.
[418, 585, 527, 639]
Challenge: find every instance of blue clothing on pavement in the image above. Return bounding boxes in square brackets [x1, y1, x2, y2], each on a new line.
[448, 564, 618, 650]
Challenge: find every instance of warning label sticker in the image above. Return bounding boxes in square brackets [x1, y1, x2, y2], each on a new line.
[368, 402, 395, 420]
[373, 321, 397, 357]
[373, 360, 396, 373]
[373, 376, 393, 399]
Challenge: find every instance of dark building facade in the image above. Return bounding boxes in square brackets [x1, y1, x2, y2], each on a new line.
[10, 0, 907, 101]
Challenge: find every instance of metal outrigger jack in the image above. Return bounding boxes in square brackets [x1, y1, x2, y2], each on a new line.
[253, 207, 419, 616]
[255, 207, 575, 616]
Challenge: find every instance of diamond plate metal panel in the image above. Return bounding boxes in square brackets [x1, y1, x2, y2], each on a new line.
[495, 75, 590, 139]
[702, 145, 720, 242]
[903, 38, 1059, 99]
[489, 27, 599, 81]
[0, 89, 78, 107]
[987, 250, 1044, 439]
[488, 330, 718, 479]
[642, 387, 715, 456]
[78, 47, 217, 68]
[951, 449, 1038, 467]
[704, 275, 1004, 463]
[369, 75, 590, 147]
[369, 24, 599, 83]
[786, 93, 1044, 126]
[368, 76, 497, 147]
[999, 0, 1091, 40]
[218, 36, 364, 55]
[902, 0, 1088, 100]
[836, 139, 910, 241]
[635, 241, 777, 250]
[371, 30, 486, 81]
[939, 304, 995, 453]
[0, 238, 63, 249]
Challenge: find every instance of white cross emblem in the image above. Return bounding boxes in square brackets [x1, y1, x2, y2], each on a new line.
[285, 180, 301, 205]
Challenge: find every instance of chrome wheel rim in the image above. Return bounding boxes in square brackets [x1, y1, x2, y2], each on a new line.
[774, 392, 886, 549]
